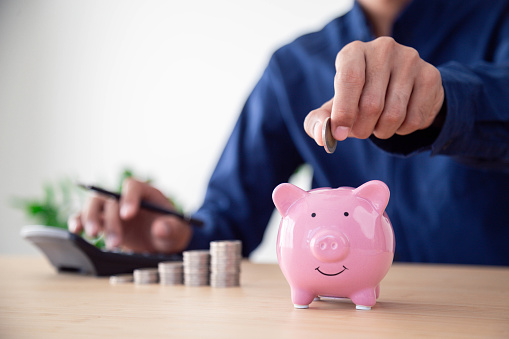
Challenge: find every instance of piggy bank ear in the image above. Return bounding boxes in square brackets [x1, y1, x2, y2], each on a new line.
[353, 180, 390, 214]
[272, 183, 307, 216]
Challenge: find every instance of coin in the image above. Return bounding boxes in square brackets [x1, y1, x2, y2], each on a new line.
[322, 117, 337, 154]
[133, 268, 159, 284]
[209, 240, 242, 288]
[183, 250, 211, 286]
[109, 273, 134, 285]
[158, 261, 184, 285]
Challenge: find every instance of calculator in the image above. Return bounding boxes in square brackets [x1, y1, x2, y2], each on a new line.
[21, 225, 182, 276]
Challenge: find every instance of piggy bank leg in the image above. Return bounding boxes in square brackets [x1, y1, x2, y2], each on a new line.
[375, 284, 380, 299]
[350, 288, 377, 310]
[291, 288, 316, 309]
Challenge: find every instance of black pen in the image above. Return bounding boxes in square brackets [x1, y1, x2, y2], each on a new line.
[78, 184, 204, 227]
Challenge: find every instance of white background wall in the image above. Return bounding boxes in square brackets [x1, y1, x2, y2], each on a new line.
[0, 0, 352, 261]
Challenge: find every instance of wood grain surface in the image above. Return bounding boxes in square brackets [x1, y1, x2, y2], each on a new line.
[0, 256, 508, 338]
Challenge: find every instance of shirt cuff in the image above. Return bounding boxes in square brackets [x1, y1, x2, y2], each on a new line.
[430, 63, 476, 156]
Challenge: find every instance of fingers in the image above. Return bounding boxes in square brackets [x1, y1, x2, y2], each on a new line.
[331, 41, 366, 141]
[373, 55, 415, 139]
[350, 48, 391, 139]
[306, 37, 444, 144]
[398, 65, 444, 135]
[103, 199, 123, 249]
[151, 217, 193, 254]
[81, 195, 105, 237]
[68, 213, 83, 234]
[304, 99, 333, 146]
[120, 178, 171, 220]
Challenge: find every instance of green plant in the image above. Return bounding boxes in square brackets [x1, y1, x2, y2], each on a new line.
[13, 169, 146, 248]
[13, 169, 183, 248]
[12, 177, 81, 230]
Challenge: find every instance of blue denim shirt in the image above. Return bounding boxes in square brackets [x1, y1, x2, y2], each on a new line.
[189, 0, 509, 265]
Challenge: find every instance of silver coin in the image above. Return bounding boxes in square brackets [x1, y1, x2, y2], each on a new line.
[210, 257, 241, 263]
[158, 261, 183, 270]
[322, 117, 337, 154]
[185, 282, 209, 286]
[183, 250, 210, 257]
[210, 240, 242, 248]
[160, 277, 183, 285]
[134, 268, 159, 275]
[134, 278, 159, 284]
[210, 253, 241, 259]
[159, 269, 183, 275]
[160, 276, 183, 280]
[133, 268, 159, 284]
[210, 250, 241, 257]
[109, 274, 134, 285]
[210, 275, 240, 282]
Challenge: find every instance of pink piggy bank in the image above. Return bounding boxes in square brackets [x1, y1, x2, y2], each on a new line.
[273, 180, 395, 310]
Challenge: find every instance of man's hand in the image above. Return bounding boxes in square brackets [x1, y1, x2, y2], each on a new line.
[304, 37, 444, 145]
[68, 178, 192, 254]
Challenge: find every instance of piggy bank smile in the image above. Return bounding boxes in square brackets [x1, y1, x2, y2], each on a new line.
[315, 265, 348, 276]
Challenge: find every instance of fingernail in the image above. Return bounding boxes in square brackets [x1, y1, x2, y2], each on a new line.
[313, 122, 323, 146]
[68, 218, 78, 233]
[106, 233, 120, 249]
[120, 203, 134, 219]
[334, 126, 350, 141]
[85, 221, 98, 235]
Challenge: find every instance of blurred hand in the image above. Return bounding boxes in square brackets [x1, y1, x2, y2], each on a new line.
[304, 37, 444, 145]
[68, 178, 192, 254]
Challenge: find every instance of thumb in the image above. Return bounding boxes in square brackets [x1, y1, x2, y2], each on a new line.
[151, 217, 192, 254]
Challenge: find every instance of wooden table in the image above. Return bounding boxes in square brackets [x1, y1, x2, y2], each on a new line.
[0, 256, 508, 338]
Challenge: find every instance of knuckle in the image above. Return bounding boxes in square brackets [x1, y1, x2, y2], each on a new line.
[350, 126, 372, 140]
[374, 36, 396, 47]
[335, 68, 364, 87]
[335, 40, 363, 66]
[405, 46, 420, 62]
[393, 87, 411, 105]
[333, 104, 357, 125]
[402, 114, 424, 133]
[373, 128, 393, 140]
[420, 66, 441, 87]
[344, 40, 364, 51]
[359, 95, 384, 117]
[383, 108, 405, 126]
[372, 37, 397, 55]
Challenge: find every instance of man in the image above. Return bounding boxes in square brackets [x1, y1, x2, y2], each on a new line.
[69, 0, 509, 265]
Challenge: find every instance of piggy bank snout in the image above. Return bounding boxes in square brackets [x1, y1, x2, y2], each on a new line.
[310, 230, 349, 262]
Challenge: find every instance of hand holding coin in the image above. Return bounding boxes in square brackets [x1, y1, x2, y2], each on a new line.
[322, 117, 337, 154]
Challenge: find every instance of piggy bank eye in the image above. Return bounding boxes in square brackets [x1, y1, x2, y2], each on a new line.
[311, 213, 316, 218]
[344, 212, 349, 217]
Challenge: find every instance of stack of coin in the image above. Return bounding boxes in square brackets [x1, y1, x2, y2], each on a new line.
[183, 250, 210, 286]
[109, 273, 134, 285]
[209, 240, 242, 287]
[158, 261, 184, 285]
[133, 268, 159, 284]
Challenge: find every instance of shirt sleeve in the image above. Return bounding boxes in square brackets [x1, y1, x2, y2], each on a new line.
[431, 61, 509, 169]
[370, 24, 509, 170]
[186, 58, 304, 256]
